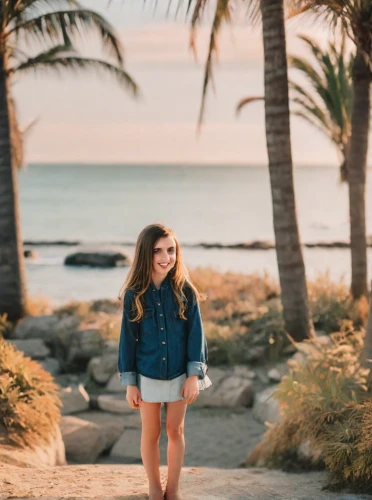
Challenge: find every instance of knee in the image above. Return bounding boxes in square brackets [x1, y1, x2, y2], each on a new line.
[166, 424, 184, 441]
[142, 427, 161, 444]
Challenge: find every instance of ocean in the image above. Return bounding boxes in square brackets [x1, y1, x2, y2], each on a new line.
[19, 164, 372, 305]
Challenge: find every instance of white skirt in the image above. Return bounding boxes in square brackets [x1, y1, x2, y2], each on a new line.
[138, 372, 212, 403]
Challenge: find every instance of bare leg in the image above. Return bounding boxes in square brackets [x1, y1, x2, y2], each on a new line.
[164, 400, 187, 500]
[140, 402, 163, 500]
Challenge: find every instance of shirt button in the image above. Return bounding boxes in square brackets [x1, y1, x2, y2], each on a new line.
[162, 341, 166, 344]
[162, 357, 166, 360]
[161, 327, 164, 330]
[157, 303, 161, 306]
[160, 314, 163, 317]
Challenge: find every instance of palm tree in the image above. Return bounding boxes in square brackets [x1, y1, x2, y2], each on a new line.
[289, 35, 353, 182]
[292, 1, 371, 300]
[0, 0, 138, 321]
[237, 35, 354, 183]
[166, 0, 315, 340]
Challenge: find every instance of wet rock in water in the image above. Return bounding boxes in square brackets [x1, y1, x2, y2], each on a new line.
[64, 250, 131, 268]
[8, 338, 50, 360]
[59, 384, 90, 415]
[24, 249, 38, 259]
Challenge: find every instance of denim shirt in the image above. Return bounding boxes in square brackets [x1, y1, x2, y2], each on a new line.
[118, 275, 209, 386]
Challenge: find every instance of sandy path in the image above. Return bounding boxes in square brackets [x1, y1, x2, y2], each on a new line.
[1, 464, 371, 500]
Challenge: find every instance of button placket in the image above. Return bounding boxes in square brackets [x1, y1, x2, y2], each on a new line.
[153, 287, 167, 378]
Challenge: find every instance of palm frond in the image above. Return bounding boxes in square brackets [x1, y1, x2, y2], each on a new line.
[196, 0, 232, 129]
[8, 8, 125, 66]
[12, 51, 139, 96]
[235, 96, 264, 115]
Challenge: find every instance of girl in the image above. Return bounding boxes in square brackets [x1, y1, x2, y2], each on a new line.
[118, 223, 212, 500]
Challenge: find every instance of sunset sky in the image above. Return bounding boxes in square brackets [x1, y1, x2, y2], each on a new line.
[14, 0, 360, 166]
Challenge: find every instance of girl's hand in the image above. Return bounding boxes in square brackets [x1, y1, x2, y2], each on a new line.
[126, 385, 143, 409]
[182, 376, 199, 404]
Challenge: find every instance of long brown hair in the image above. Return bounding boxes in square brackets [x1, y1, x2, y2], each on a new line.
[119, 223, 204, 321]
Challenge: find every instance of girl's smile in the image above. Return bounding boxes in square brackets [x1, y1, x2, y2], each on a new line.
[152, 235, 177, 280]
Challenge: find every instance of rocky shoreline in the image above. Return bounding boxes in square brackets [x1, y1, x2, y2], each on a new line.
[23, 239, 372, 249]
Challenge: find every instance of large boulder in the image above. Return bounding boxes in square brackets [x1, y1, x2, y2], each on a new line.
[59, 416, 106, 463]
[8, 339, 50, 360]
[106, 373, 124, 393]
[13, 315, 79, 346]
[64, 250, 131, 268]
[195, 375, 254, 408]
[74, 411, 127, 449]
[0, 424, 66, 468]
[97, 394, 138, 415]
[87, 353, 118, 384]
[109, 428, 142, 462]
[59, 385, 90, 415]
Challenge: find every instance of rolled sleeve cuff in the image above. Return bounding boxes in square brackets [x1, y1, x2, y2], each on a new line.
[187, 361, 207, 379]
[119, 371, 137, 386]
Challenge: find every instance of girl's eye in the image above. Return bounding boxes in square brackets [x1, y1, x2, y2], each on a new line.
[153, 249, 159, 253]
[168, 248, 175, 254]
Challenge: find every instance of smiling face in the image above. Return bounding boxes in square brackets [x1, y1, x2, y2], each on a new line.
[152, 235, 177, 281]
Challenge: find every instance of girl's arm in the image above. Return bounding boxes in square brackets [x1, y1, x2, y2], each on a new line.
[118, 290, 139, 386]
[185, 288, 208, 379]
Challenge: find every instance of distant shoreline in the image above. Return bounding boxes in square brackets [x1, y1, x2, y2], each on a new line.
[23, 240, 372, 250]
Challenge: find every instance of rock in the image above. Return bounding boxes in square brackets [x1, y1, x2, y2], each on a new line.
[268, 363, 288, 383]
[316, 335, 332, 346]
[60, 384, 90, 415]
[195, 376, 254, 408]
[110, 428, 142, 462]
[40, 357, 61, 376]
[74, 411, 127, 449]
[59, 416, 106, 463]
[0, 424, 65, 468]
[24, 249, 38, 259]
[203, 367, 227, 387]
[64, 250, 131, 268]
[232, 365, 256, 379]
[13, 315, 79, 346]
[90, 299, 121, 314]
[106, 373, 124, 393]
[97, 393, 138, 415]
[246, 346, 267, 363]
[268, 368, 282, 382]
[252, 386, 281, 425]
[87, 353, 118, 384]
[8, 338, 50, 360]
[66, 314, 113, 366]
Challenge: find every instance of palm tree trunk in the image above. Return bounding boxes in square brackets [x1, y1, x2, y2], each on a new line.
[349, 50, 370, 299]
[0, 51, 27, 321]
[261, 0, 314, 341]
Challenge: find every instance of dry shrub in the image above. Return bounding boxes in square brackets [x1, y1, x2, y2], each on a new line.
[0, 339, 62, 448]
[247, 321, 372, 493]
[0, 314, 13, 339]
[25, 295, 53, 316]
[308, 272, 367, 332]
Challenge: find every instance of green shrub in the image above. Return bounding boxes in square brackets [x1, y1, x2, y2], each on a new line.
[0, 339, 62, 448]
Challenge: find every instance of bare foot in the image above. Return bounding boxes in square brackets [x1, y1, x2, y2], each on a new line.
[164, 490, 184, 500]
[149, 487, 164, 500]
